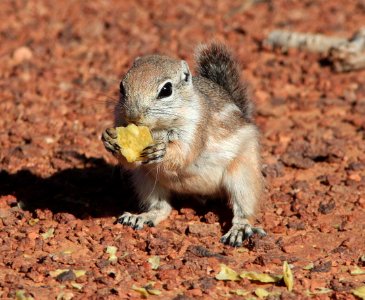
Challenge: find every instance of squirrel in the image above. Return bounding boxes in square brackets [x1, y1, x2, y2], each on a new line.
[102, 42, 266, 246]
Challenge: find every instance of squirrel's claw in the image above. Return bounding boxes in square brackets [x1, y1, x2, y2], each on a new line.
[117, 212, 156, 230]
[220, 224, 266, 247]
[140, 142, 166, 164]
[102, 128, 120, 154]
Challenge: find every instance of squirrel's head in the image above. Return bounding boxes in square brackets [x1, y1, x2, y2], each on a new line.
[115, 55, 193, 129]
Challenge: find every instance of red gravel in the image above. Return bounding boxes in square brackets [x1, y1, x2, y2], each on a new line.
[1, 0, 364, 299]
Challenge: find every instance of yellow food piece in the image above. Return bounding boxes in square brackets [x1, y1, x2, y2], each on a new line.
[116, 124, 153, 163]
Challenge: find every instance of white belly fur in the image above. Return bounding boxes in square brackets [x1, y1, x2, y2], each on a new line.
[157, 130, 243, 195]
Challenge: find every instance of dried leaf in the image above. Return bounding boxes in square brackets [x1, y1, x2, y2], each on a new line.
[236, 248, 248, 253]
[351, 267, 365, 275]
[148, 256, 160, 270]
[255, 288, 270, 299]
[41, 228, 54, 239]
[146, 289, 161, 295]
[71, 282, 83, 290]
[145, 282, 161, 295]
[306, 287, 333, 296]
[50, 269, 69, 277]
[229, 289, 249, 296]
[313, 287, 332, 294]
[16, 290, 34, 300]
[73, 270, 86, 278]
[303, 263, 314, 270]
[28, 218, 39, 226]
[240, 271, 283, 283]
[56, 291, 74, 300]
[132, 282, 161, 298]
[215, 264, 240, 281]
[132, 285, 150, 298]
[352, 286, 365, 300]
[283, 261, 294, 292]
[106, 246, 118, 262]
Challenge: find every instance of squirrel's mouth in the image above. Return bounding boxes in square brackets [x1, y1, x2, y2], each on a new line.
[124, 115, 146, 126]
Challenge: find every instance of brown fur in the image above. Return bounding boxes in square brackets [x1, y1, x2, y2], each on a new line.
[103, 43, 265, 246]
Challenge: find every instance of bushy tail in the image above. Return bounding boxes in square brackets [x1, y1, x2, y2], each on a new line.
[195, 42, 252, 121]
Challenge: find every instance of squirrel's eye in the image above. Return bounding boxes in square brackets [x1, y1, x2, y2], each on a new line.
[119, 81, 125, 96]
[157, 82, 172, 99]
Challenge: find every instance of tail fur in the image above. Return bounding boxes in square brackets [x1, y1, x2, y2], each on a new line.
[195, 42, 252, 121]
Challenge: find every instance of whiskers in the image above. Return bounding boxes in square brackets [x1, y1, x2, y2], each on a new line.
[116, 99, 130, 111]
[145, 163, 161, 201]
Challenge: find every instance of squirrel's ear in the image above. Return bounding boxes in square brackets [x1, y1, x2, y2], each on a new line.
[181, 60, 192, 84]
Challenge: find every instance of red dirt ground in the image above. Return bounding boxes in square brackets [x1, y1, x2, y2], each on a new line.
[1, 0, 364, 299]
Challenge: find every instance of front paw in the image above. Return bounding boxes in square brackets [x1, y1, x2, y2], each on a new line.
[101, 128, 120, 155]
[140, 142, 166, 164]
[220, 224, 266, 247]
[117, 212, 155, 230]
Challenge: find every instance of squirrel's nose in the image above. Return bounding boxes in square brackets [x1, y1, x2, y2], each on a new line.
[125, 111, 142, 124]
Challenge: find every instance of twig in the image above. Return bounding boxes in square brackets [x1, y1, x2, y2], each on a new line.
[329, 28, 365, 72]
[265, 28, 365, 72]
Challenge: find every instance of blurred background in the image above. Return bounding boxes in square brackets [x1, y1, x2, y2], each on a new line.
[1, 0, 364, 176]
[0, 1, 364, 298]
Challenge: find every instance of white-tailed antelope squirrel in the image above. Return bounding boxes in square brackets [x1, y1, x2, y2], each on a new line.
[102, 43, 266, 246]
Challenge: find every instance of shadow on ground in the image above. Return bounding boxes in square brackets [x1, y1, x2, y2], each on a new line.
[0, 156, 135, 218]
[0, 154, 232, 227]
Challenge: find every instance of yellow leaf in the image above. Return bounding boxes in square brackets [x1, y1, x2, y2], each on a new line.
[71, 282, 83, 290]
[106, 246, 118, 262]
[313, 287, 332, 294]
[240, 271, 283, 283]
[303, 263, 314, 270]
[56, 291, 74, 300]
[306, 287, 333, 295]
[215, 264, 240, 281]
[230, 289, 249, 296]
[16, 290, 34, 300]
[145, 281, 161, 295]
[73, 270, 86, 278]
[132, 285, 149, 298]
[352, 286, 365, 300]
[255, 288, 270, 299]
[147, 289, 161, 295]
[116, 124, 153, 163]
[148, 256, 160, 270]
[49, 269, 69, 277]
[41, 228, 54, 239]
[351, 267, 365, 275]
[236, 248, 248, 253]
[28, 218, 39, 226]
[283, 261, 294, 292]
[132, 282, 161, 298]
